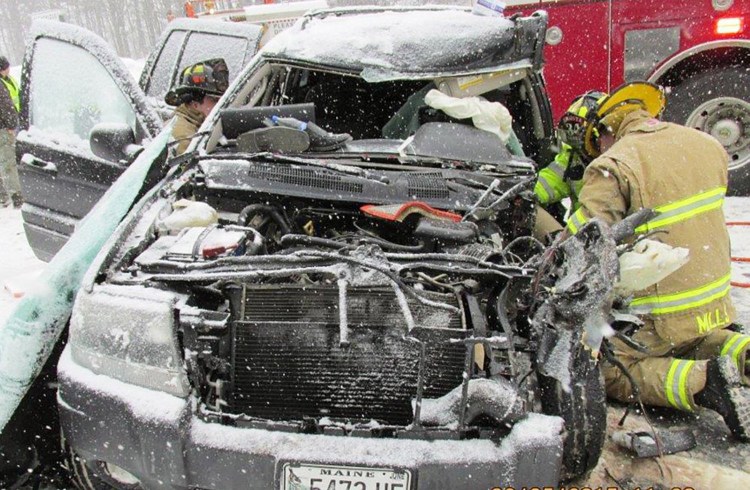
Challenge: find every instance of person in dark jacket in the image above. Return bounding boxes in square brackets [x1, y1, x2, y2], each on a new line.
[0, 55, 22, 208]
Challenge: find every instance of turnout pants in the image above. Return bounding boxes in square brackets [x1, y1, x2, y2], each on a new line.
[0, 130, 20, 203]
[602, 323, 750, 411]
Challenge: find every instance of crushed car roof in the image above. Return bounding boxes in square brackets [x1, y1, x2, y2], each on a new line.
[261, 6, 548, 82]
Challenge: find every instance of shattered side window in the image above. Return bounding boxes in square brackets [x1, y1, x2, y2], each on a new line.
[177, 32, 248, 86]
[29, 38, 136, 152]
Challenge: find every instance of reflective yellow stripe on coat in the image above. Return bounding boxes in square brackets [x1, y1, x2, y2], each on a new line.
[565, 207, 589, 234]
[635, 186, 726, 233]
[629, 273, 732, 316]
[664, 359, 696, 411]
[566, 186, 726, 236]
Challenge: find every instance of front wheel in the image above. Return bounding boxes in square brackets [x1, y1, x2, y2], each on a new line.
[538, 345, 607, 481]
[663, 65, 750, 195]
[64, 438, 142, 490]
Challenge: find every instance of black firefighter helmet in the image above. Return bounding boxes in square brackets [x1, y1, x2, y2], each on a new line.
[164, 58, 229, 106]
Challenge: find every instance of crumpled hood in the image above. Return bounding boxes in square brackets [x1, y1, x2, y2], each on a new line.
[263, 8, 547, 82]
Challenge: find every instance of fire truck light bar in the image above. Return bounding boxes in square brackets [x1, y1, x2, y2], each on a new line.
[716, 17, 743, 35]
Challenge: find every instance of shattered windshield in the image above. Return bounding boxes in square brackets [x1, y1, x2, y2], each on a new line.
[210, 63, 538, 172]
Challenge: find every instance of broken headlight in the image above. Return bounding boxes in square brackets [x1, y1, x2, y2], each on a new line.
[69, 285, 190, 397]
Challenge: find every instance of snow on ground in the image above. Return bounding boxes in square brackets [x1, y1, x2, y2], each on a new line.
[0, 206, 45, 326]
[727, 197, 750, 323]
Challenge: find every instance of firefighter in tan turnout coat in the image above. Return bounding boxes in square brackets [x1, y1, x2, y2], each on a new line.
[564, 82, 750, 441]
[165, 58, 229, 155]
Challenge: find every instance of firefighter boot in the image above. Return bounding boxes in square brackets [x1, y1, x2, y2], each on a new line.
[695, 356, 750, 442]
[236, 126, 310, 154]
[304, 120, 352, 151]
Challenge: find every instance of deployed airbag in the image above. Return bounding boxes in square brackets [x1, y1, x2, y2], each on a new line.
[424, 88, 513, 143]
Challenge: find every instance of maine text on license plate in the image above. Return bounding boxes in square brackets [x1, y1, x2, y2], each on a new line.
[281, 463, 412, 490]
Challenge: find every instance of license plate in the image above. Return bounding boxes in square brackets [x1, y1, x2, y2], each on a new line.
[281, 462, 412, 490]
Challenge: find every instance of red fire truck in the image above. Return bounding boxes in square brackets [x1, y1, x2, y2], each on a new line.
[504, 0, 750, 193]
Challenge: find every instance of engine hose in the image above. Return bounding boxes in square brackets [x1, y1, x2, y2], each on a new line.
[237, 204, 292, 235]
[280, 234, 425, 252]
[355, 236, 426, 252]
[280, 234, 348, 250]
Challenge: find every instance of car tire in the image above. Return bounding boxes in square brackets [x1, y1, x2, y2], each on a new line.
[537, 347, 607, 481]
[662, 65, 750, 195]
[65, 441, 142, 490]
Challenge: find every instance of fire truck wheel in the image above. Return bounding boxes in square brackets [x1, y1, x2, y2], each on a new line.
[537, 347, 607, 481]
[663, 65, 750, 195]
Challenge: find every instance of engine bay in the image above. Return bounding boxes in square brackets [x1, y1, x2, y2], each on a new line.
[99, 149, 552, 440]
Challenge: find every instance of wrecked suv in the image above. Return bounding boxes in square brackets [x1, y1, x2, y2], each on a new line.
[46, 6, 609, 489]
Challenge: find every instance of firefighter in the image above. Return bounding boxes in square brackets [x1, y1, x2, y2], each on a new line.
[184, 1, 196, 18]
[533, 91, 607, 240]
[165, 58, 229, 155]
[535, 90, 607, 214]
[565, 81, 750, 441]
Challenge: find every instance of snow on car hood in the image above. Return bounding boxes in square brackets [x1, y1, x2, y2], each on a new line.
[263, 7, 547, 82]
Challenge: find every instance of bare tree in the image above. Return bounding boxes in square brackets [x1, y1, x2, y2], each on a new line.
[0, 0, 179, 62]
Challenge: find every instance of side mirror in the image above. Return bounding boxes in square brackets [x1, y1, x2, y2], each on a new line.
[90, 123, 143, 162]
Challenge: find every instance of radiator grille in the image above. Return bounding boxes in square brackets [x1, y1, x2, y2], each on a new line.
[228, 285, 466, 424]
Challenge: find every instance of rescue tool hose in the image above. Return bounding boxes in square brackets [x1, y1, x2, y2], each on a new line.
[728, 221, 750, 289]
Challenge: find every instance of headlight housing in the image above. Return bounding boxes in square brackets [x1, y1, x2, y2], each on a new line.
[69, 284, 189, 397]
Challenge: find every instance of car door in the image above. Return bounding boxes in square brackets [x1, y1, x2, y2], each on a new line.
[16, 20, 163, 262]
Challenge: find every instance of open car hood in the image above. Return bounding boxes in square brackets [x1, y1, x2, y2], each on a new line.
[262, 7, 548, 82]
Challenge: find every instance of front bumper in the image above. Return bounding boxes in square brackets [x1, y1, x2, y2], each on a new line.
[58, 346, 564, 489]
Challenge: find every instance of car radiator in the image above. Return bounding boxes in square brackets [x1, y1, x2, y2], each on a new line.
[226, 285, 467, 425]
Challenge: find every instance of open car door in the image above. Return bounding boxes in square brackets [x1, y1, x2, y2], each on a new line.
[16, 20, 162, 261]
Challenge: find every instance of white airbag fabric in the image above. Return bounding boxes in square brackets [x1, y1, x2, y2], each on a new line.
[424, 89, 513, 143]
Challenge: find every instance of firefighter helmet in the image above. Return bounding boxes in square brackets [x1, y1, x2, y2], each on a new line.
[165, 58, 229, 106]
[583, 81, 666, 158]
[557, 91, 608, 153]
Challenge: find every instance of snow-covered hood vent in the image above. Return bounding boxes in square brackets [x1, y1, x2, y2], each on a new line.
[262, 7, 548, 82]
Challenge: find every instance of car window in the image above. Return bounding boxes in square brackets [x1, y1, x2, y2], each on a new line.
[144, 30, 188, 99]
[178, 32, 249, 86]
[29, 38, 136, 152]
